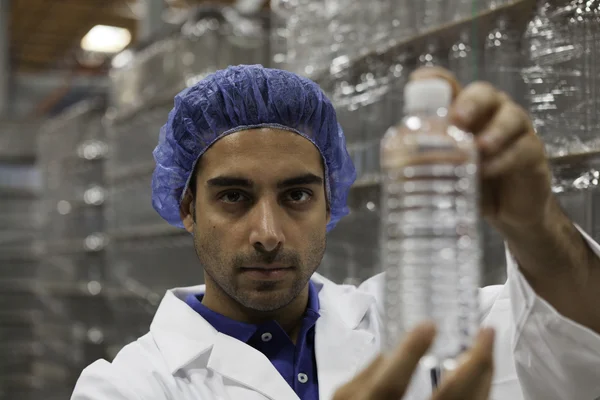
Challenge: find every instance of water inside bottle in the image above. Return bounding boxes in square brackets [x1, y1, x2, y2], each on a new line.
[381, 109, 481, 373]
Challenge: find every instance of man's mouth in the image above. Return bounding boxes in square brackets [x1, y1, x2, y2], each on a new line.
[240, 266, 294, 279]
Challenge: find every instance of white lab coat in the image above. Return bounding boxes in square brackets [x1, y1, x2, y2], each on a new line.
[72, 228, 600, 400]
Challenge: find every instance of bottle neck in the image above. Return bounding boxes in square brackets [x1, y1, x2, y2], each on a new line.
[403, 106, 449, 118]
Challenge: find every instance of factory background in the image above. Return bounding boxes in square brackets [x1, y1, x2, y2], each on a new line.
[1, 0, 599, 398]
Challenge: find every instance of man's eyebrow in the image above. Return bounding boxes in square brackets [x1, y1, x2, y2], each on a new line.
[277, 173, 323, 189]
[206, 176, 253, 188]
[205, 173, 323, 189]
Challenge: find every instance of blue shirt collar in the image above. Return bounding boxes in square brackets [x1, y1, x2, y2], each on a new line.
[185, 281, 320, 343]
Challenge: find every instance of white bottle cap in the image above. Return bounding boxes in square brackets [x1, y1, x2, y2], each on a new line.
[404, 78, 453, 112]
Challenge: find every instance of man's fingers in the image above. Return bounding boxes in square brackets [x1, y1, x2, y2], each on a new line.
[363, 322, 436, 400]
[450, 82, 504, 133]
[335, 323, 435, 400]
[410, 71, 508, 137]
[432, 328, 495, 400]
[355, 355, 386, 380]
[477, 102, 530, 159]
[481, 133, 544, 178]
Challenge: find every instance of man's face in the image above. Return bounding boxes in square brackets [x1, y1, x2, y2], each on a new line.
[181, 128, 330, 312]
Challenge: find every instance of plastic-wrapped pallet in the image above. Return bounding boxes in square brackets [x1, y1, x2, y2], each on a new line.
[36, 98, 148, 397]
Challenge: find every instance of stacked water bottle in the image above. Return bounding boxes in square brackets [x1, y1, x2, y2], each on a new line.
[271, 0, 520, 78]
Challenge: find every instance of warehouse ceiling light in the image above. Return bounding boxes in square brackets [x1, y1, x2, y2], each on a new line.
[81, 25, 132, 53]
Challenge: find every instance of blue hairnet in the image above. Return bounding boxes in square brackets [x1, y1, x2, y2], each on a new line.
[151, 64, 356, 232]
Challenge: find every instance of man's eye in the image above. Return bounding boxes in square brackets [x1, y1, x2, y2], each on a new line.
[287, 190, 311, 202]
[220, 191, 247, 203]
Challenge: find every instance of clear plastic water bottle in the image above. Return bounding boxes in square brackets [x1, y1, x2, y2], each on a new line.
[380, 78, 481, 377]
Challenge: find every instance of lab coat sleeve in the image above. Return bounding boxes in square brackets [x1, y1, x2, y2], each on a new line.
[505, 225, 600, 400]
[71, 359, 142, 400]
[71, 341, 171, 400]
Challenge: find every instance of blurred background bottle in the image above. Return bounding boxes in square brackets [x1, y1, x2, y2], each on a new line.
[449, 29, 477, 86]
[485, 15, 524, 104]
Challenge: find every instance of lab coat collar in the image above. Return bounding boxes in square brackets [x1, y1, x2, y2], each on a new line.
[310, 273, 375, 329]
[311, 274, 377, 400]
[182, 280, 321, 345]
[150, 284, 217, 374]
[150, 273, 376, 399]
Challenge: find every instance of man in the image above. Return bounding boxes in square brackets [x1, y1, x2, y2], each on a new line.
[71, 65, 600, 399]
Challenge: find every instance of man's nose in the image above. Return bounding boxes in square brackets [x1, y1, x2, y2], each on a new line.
[248, 199, 285, 253]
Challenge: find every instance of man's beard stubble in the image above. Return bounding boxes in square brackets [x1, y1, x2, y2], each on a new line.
[192, 226, 327, 312]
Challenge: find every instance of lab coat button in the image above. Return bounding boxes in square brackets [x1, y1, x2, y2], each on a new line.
[261, 332, 273, 342]
[297, 373, 308, 383]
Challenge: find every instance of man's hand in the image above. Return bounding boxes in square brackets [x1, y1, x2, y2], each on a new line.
[408, 67, 600, 334]
[410, 67, 553, 231]
[333, 323, 495, 400]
